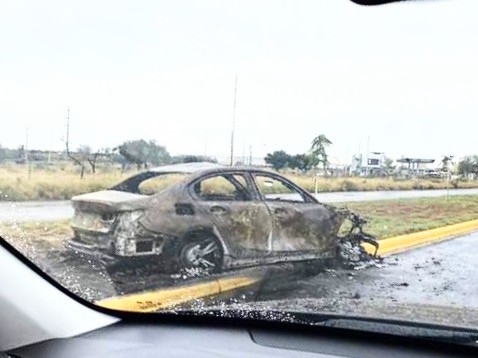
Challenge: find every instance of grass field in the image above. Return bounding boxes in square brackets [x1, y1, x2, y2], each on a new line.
[1, 165, 478, 201]
[1, 196, 477, 246]
[341, 195, 478, 238]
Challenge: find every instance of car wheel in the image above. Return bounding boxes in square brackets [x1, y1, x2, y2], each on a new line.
[178, 235, 223, 273]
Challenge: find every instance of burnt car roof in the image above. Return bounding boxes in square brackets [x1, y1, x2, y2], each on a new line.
[149, 162, 227, 174]
[110, 162, 277, 193]
[149, 162, 275, 176]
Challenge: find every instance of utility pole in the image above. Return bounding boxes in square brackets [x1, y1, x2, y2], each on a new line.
[64, 108, 86, 179]
[249, 145, 252, 166]
[229, 75, 238, 166]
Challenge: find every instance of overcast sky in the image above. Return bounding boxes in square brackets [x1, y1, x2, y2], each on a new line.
[1, 0, 477, 164]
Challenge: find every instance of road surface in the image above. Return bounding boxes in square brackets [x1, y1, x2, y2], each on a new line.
[246, 232, 478, 328]
[5, 221, 478, 328]
[1, 188, 478, 222]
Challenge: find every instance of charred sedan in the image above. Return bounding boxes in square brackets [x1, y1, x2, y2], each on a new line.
[66, 162, 376, 273]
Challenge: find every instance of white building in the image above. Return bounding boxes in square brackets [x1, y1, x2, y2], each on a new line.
[350, 151, 387, 176]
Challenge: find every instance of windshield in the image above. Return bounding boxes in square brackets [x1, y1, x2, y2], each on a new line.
[2, 0, 478, 336]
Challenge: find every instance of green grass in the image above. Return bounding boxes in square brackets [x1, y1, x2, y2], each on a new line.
[1, 196, 477, 247]
[337, 195, 478, 238]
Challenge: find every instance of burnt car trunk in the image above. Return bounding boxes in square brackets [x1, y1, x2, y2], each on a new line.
[71, 190, 150, 213]
[67, 190, 159, 264]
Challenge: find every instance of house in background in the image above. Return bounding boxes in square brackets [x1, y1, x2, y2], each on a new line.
[350, 152, 387, 176]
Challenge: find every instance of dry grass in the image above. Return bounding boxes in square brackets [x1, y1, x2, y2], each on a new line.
[0, 166, 129, 201]
[1, 165, 478, 201]
[288, 176, 478, 193]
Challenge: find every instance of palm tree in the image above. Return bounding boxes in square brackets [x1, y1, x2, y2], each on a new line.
[310, 134, 332, 173]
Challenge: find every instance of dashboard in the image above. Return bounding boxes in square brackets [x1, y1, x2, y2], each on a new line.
[8, 320, 478, 358]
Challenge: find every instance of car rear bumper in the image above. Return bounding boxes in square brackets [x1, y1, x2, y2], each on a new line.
[65, 239, 117, 264]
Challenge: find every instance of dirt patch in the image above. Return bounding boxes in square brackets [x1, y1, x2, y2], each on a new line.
[0, 220, 72, 248]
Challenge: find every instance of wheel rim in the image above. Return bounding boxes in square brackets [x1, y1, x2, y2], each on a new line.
[181, 239, 220, 270]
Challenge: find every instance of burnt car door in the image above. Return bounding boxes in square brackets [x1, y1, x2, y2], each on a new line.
[251, 173, 340, 257]
[191, 173, 273, 259]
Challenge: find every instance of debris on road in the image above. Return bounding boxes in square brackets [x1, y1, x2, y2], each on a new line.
[335, 209, 382, 269]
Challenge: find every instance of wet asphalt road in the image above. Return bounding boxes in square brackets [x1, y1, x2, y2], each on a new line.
[261, 232, 478, 308]
[219, 232, 478, 328]
[2, 188, 478, 222]
[12, 229, 478, 329]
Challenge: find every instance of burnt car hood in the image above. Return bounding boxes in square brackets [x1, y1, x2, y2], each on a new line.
[71, 190, 151, 213]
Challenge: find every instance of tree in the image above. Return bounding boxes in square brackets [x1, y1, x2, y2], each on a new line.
[457, 156, 478, 177]
[310, 134, 332, 172]
[15, 145, 26, 164]
[264, 150, 291, 171]
[65, 140, 87, 179]
[171, 155, 218, 164]
[77, 145, 111, 174]
[115, 143, 143, 170]
[88, 148, 112, 174]
[0, 145, 17, 163]
[0, 144, 6, 163]
[114, 140, 171, 170]
[288, 154, 313, 172]
[441, 155, 454, 173]
[383, 157, 395, 175]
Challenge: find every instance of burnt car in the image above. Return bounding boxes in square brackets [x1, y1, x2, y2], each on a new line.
[66, 162, 375, 272]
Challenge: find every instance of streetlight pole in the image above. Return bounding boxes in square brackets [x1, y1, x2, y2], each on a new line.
[229, 75, 238, 166]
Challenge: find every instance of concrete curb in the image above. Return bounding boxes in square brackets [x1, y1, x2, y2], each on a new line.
[363, 219, 478, 256]
[96, 276, 259, 313]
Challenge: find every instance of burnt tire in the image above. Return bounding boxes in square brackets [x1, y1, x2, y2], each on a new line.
[177, 234, 223, 274]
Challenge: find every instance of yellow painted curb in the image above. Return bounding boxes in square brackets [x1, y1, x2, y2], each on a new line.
[363, 219, 478, 256]
[96, 276, 259, 313]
